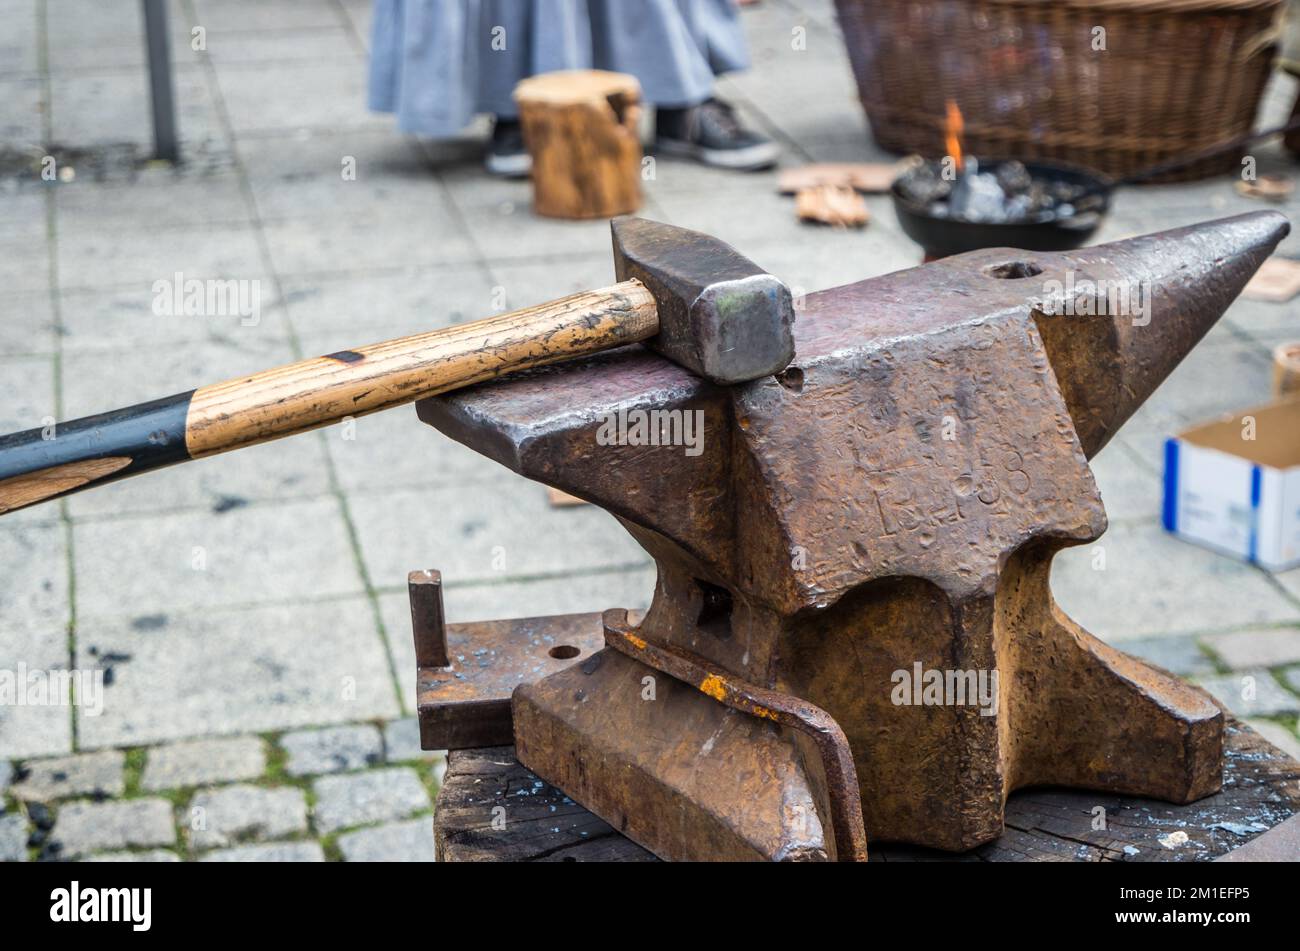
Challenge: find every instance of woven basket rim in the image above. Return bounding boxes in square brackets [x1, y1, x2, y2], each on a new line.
[836, 0, 1281, 11]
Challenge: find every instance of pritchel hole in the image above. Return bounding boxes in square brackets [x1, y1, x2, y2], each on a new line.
[984, 261, 1042, 280]
[776, 367, 804, 392]
[694, 579, 733, 640]
[549, 645, 580, 660]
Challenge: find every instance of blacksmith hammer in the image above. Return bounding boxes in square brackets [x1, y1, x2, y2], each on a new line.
[0, 219, 794, 514]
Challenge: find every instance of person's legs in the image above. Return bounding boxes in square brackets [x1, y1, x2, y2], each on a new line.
[370, 0, 775, 175]
[369, 0, 542, 175]
[589, 0, 777, 170]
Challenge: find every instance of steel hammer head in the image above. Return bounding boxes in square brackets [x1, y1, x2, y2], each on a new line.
[612, 218, 796, 385]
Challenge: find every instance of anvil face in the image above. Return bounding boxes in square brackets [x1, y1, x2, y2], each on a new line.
[418, 212, 1286, 859]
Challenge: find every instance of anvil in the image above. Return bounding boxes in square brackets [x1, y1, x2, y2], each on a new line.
[418, 211, 1288, 861]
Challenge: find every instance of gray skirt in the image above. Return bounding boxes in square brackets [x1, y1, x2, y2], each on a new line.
[368, 0, 751, 136]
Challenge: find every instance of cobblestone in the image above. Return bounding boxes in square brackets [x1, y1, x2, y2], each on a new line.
[11, 750, 124, 802]
[189, 785, 308, 850]
[281, 724, 382, 776]
[312, 767, 430, 833]
[1202, 627, 1300, 670]
[199, 841, 325, 862]
[1196, 670, 1300, 718]
[143, 736, 267, 790]
[83, 849, 182, 862]
[338, 818, 435, 862]
[52, 799, 175, 857]
[0, 813, 27, 862]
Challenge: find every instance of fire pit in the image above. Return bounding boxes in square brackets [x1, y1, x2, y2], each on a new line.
[892, 156, 1111, 260]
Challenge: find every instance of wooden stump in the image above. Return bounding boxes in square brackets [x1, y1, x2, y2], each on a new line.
[515, 70, 643, 220]
[434, 719, 1300, 862]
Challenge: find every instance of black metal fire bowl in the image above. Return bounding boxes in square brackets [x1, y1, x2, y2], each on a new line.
[892, 158, 1113, 259]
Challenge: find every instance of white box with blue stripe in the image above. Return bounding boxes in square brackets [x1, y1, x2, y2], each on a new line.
[1163, 397, 1300, 571]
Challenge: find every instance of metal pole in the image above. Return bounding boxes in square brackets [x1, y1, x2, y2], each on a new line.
[141, 0, 179, 162]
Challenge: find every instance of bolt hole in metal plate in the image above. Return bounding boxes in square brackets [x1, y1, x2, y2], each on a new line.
[416, 612, 639, 751]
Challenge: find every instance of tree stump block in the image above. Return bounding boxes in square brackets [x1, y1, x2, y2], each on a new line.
[514, 69, 643, 220]
[433, 719, 1300, 862]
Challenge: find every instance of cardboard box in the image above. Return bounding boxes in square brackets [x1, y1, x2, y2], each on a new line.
[1162, 396, 1300, 571]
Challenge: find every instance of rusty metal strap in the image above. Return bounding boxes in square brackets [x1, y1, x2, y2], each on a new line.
[602, 609, 869, 862]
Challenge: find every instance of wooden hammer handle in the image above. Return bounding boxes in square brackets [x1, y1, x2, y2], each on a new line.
[0, 280, 656, 515]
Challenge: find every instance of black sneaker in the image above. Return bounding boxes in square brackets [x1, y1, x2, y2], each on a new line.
[654, 98, 779, 170]
[485, 117, 531, 178]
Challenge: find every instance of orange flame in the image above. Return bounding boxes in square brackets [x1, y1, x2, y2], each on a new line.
[944, 100, 964, 172]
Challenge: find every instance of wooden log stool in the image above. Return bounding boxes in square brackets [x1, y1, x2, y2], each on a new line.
[514, 69, 643, 220]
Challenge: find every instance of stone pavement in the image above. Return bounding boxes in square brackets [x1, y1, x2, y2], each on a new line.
[1, 0, 1299, 861]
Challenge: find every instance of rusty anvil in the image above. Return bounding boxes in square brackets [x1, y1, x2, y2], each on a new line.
[413, 211, 1288, 861]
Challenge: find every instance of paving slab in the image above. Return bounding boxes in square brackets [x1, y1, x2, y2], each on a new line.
[0, 234, 51, 299]
[142, 736, 267, 790]
[1114, 635, 1217, 678]
[52, 798, 175, 857]
[0, 620, 75, 760]
[1245, 719, 1300, 762]
[203, 27, 361, 67]
[73, 496, 363, 618]
[281, 724, 382, 777]
[0, 355, 57, 470]
[194, 0, 345, 34]
[46, 0, 194, 48]
[383, 717, 439, 763]
[55, 176, 253, 233]
[199, 840, 325, 862]
[1283, 665, 1300, 695]
[1201, 627, 1300, 671]
[348, 482, 649, 593]
[189, 785, 308, 850]
[312, 767, 429, 833]
[240, 130, 445, 223]
[56, 282, 292, 356]
[285, 263, 500, 355]
[484, 254, 624, 313]
[0, 813, 27, 862]
[11, 750, 124, 802]
[1275, 567, 1300, 605]
[338, 817, 434, 862]
[322, 402, 514, 499]
[57, 219, 264, 292]
[213, 60, 388, 136]
[1195, 670, 1300, 718]
[0, 3, 39, 78]
[0, 514, 74, 760]
[260, 211, 480, 277]
[1223, 296, 1300, 346]
[1086, 441, 1164, 524]
[1051, 522, 1300, 641]
[49, 68, 224, 150]
[75, 598, 399, 749]
[0, 291, 56, 357]
[0, 77, 43, 155]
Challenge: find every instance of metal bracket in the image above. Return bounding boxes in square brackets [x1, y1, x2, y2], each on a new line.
[408, 568, 608, 751]
[602, 608, 868, 862]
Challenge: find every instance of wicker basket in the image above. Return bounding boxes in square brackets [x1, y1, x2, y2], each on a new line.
[835, 0, 1283, 182]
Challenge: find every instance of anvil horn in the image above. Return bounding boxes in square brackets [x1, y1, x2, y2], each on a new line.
[1027, 210, 1289, 457]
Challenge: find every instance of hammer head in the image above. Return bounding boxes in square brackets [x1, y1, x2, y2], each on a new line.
[612, 217, 796, 385]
